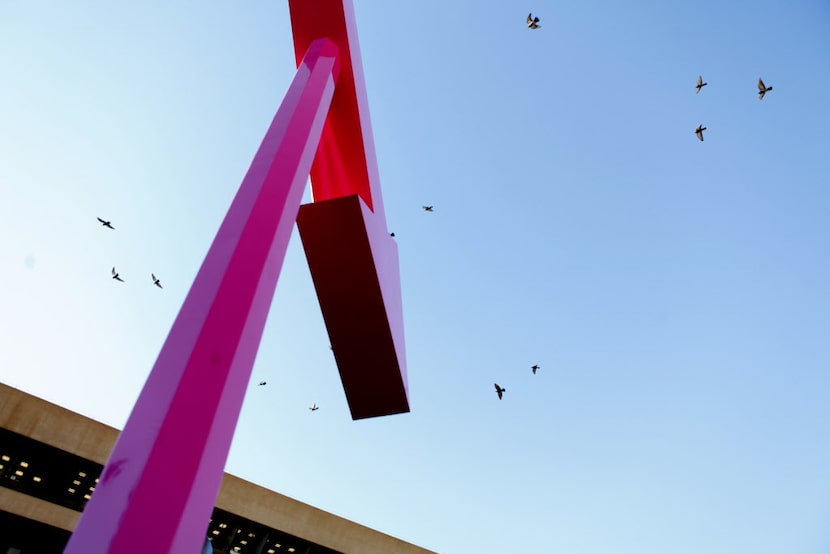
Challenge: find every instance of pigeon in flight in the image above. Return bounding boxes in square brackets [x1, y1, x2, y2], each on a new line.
[695, 124, 707, 141]
[531, 364, 540, 375]
[527, 13, 541, 29]
[97, 217, 115, 229]
[494, 383, 506, 400]
[309, 403, 319, 411]
[258, 381, 267, 386]
[695, 76, 707, 94]
[111, 267, 124, 282]
[151, 274, 163, 288]
[757, 78, 773, 100]
[422, 205, 434, 212]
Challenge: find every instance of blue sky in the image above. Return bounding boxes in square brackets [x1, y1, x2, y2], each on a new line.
[2, 1, 830, 553]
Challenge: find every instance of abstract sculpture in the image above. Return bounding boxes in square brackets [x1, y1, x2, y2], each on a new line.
[63, 1, 407, 552]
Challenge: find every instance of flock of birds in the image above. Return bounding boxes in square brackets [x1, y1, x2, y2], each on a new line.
[526, 12, 776, 144]
[96, 217, 163, 288]
[98, 12, 775, 408]
[97, 216, 322, 410]
[422, 11, 775, 400]
[694, 76, 774, 141]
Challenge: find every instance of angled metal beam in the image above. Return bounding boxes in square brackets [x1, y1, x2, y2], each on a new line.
[63, 38, 340, 554]
[63, 1, 409, 550]
[290, 0, 409, 419]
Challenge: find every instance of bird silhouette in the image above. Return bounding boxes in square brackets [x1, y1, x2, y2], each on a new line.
[695, 75, 707, 94]
[532, 364, 540, 375]
[390, 232, 396, 237]
[151, 274, 163, 288]
[309, 403, 319, 411]
[422, 205, 434, 212]
[758, 78, 773, 100]
[494, 383, 506, 400]
[97, 217, 115, 229]
[527, 13, 541, 29]
[111, 267, 125, 282]
[695, 124, 707, 141]
[258, 381, 267, 386]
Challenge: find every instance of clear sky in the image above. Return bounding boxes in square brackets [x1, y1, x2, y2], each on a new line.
[1, 1, 829, 553]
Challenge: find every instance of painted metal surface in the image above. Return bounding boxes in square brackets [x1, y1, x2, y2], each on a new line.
[298, 195, 408, 419]
[290, 0, 410, 419]
[63, 38, 340, 554]
[289, 0, 387, 218]
[63, 1, 409, 550]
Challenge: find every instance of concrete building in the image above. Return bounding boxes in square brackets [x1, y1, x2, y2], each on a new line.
[0, 383, 436, 554]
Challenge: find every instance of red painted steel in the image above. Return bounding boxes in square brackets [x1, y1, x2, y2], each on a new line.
[288, 0, 386, 219]
[290, 0, 410, 418]
[298, 195, 408, 419]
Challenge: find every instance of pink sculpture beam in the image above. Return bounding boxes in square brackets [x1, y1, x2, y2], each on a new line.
[64, 1, 409, 551]
[291, 0, 410, 419]
[63, 38, 340, 554]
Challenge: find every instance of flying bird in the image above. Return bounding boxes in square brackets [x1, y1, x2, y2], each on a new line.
[527, 13, 541, 29]
[97, 217, 115, 229]
[111, 267, 124, 282]
[309, 403, 319, 411]
[695, 124, 707, 141]
[422, 205, 434, 212]
[151, 274, 163, 288]
[532, 364, 540, 375]
[695, 75, 707, 94]
[494, 383, 506, 400]
[758, 78, 773, 100]
[258, 381, 267, 386]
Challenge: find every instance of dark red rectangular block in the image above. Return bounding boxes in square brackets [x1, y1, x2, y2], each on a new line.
[297, 194, 409, 420]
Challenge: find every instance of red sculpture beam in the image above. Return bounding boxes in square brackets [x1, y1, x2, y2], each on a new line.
[291, 0, 409, 419]
[289, 0, 387, 216]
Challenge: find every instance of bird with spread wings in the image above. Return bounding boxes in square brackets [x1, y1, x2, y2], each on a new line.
[527, 13, 541, 29]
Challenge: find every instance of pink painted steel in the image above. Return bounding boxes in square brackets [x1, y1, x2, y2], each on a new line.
[290, 0, 409, 418]
[63, 38, 339, 554]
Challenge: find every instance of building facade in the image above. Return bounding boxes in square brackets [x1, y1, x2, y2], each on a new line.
[0, 383, 436, 554]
